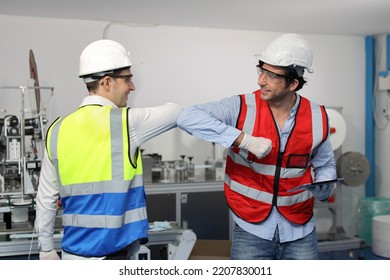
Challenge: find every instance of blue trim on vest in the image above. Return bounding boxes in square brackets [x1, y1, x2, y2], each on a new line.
[49, 106, 148, 257]
[61, 186, 146, 215]
[62, 220, 148, 257]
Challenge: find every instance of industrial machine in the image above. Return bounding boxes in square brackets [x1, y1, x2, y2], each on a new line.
[0, 65, 368, 260]
[0, 85, 54, 227]
[0, 221, 197, 260]
[0, 50, 53, 227]
[0, 50, 202, 260]
[316, 108, 370, 255]
[142, 142, 225, 184]
[0, 114, 47, 194]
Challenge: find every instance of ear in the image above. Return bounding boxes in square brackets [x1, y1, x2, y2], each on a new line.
[100, 76, 111, 90]
[289, 79, 299, 91]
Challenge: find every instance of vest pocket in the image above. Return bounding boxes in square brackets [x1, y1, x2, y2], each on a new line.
[286, 153, 309, 169]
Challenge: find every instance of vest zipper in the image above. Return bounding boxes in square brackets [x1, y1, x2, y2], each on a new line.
[272, 152, 284, 206]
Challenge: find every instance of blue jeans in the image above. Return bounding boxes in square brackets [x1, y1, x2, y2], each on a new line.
[230, 224, 319, 260]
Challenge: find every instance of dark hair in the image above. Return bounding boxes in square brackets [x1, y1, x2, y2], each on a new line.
[257, 60, 307, 91]
[285, 67, 307, 91]
[85, 67, 130, 92]
[86, 80, 99, 92]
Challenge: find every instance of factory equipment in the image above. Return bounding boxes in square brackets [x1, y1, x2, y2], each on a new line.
[142, 152, 198, 184]
[0, 87, 368, 259]
[0, 50, 56, 240]
[0, 114, 47, 194]
[0, 85, 53, 226]
[137, 107, 370, 258]
[142, 142, 225, 184]
[316, 108, 368, 255]
[0, 221, 197, 260]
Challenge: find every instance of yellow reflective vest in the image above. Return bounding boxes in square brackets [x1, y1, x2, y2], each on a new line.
[46, 105, 148, 257]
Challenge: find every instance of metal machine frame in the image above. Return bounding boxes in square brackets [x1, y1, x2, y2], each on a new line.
[0, 85, 54, 197]
[0, 223, 197, 260]
[316, 107, 365, 254]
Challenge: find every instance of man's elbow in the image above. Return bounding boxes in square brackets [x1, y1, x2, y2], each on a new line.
[177, 110, 189, 128]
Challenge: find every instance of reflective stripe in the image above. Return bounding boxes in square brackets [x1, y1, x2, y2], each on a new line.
[242, 96, 324, 153]
[110, 109, 124, 180]
[311, 103, 324, 150]
[226, 94, 322, 223]
[49, 108, 131, 198]
[46, 106, 147, 256]
[230, 151, 306, 178]
[227, 175, 273, 203]
[62, 207, 147, 228]
[226, 175, 313, 206]
[59, 174, 144, 197]
[242, 94, 256, 133]
[230, 150, 275, 175]
[49, 118, 64, 188]
[279, 166, 307, 178]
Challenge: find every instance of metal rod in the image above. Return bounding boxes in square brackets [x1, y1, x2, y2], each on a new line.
[20, 87, 26, 196]
[0, 86, 54, 90]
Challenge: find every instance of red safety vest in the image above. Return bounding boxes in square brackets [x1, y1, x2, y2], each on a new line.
[225, 90, 329, 224]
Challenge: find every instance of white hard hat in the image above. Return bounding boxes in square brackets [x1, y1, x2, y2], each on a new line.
[79, 39, 133, 80]
[256, 33, 313, 73]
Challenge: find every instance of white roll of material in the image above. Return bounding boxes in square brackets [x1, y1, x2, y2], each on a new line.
[11, 198, 32, 223]
[326, 108, 347, 151]
[372, 214, 390, 258]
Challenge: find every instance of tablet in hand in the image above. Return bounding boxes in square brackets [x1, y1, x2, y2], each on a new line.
[287, 178, 344, 192]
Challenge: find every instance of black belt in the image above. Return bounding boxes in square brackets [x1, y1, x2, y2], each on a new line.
[63, 240, 142, 260]
[104, 247, 129, 260]
[63, 245, 130, 260]
[105, 240, 142, 260]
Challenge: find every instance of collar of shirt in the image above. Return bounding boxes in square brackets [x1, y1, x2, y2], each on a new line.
[78, 95, 118, 108]
[290, 93, 300, 116]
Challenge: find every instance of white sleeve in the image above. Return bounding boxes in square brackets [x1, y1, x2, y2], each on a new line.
[127, 102, 183, 156]
[34, 150, 60, 251]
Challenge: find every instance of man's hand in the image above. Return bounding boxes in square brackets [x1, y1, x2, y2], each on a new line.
[238, 133, 272, 159]
[39, 249, 60, 260]
[309, 182, 336, 202]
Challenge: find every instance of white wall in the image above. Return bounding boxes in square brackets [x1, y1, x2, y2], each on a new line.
[0, 15, 368, 234]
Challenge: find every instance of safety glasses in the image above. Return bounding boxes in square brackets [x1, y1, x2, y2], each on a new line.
[108, 74, 133, 83]
[256, 66, 289, 83]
